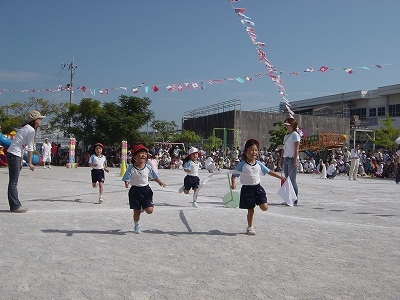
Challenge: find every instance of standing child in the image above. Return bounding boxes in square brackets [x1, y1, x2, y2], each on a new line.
[122, 144, 166, 234]
[178, 147, 201, 208]
[88, 143, 109, 203]
[231, 139, 285, 235]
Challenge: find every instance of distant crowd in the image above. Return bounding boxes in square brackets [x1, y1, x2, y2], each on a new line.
[42, 142, 399, 180]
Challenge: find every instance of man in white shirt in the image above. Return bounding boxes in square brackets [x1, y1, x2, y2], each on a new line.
[349, 144, 361, 180]
[41, 138, 52, 169]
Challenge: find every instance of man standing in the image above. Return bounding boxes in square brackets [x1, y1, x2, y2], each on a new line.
[349, 144, 361, 180]
[41, 138, 52, 169]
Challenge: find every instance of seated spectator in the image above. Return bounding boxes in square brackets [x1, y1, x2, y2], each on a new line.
[326, 159, 338, 179]
[159, 153, 171, 169]
[336, 155, 346, 174]
[358, 162, 366, 177]
[364, 158, 374, 176]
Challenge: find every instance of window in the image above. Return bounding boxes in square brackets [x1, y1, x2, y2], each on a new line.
[377, 106, 386, 116]
[389, 104, 400, 117]
[369, 108, 376, 117]
[350, 108, 366, 118]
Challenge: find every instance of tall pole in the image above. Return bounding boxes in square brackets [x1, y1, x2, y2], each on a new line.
[68, 54, 77, 105]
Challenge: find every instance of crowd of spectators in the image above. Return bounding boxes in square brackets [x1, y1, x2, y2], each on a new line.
[68, 142, 398, 181]
[297, 147, 397, 179]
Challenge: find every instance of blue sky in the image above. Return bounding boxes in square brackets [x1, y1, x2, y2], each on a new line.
[1, 0, 399, 128]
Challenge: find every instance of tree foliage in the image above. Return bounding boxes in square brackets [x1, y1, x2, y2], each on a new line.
[373, 114, 400, 150]
[172, 130, 202, 144]
[0, 97, 67, 133]
[151, 120, 177, 142]
[49, 95, 154, 148]
[268, 121, 287, 151]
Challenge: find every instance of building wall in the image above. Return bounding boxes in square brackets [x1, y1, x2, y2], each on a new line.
[183, 111, 350, 150]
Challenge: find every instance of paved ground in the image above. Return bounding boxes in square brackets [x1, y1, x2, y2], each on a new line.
[0, 165, 399, 300]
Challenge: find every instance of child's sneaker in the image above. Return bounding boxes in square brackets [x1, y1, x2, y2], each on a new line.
[178, 186, 185, 193]
[98, 196, 104, 204]
[192, 202, 199, 208]
[134, 224, 141, 234]
[246, 226, 256, 235]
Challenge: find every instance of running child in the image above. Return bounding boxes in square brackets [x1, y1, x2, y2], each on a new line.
[231, 139, 285, 235]
[122, 144, 166, 234]
[88, 142, 109, 203]
[178, 147, 201, 208]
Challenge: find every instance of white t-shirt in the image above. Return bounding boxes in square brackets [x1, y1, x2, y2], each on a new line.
[283, 131, 301, 158]
[183, 160, 200, 176]
[89, 154, 107, 170]
[327, 163, 337, 176]
[7, 124, 35, 158]
[122, 164, 158, 187]
[233, 160, 270, 186]
[42, 142, 51, 157]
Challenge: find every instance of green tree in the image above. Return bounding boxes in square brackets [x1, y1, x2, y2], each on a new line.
[373, 114, 400, 150]
[268, 121, 286, 151]
[0, 97, 67, 133]
[172, 130, 202, 144]
[50, 95, 154, 148]
[151, 120, 177, 142]
[203, 135, 222, 152]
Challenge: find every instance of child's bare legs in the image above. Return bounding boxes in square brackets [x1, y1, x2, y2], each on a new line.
[133, 207, 153, 234]
[247, 208, 255, 228]
[259, 203, 268, 211]
[99, 182, 104, 196]
[133, 209, 141, 223]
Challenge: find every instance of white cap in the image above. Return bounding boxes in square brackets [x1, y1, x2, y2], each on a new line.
[188, 147, 199, 155]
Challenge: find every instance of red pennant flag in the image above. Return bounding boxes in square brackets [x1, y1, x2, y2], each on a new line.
[152, 85, 159, 92]
[318, 66, 329, 72]
[184, 83, 191, 90]
[234, 8, 246, 13]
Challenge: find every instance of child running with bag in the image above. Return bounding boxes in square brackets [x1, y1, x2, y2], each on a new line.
[122, 144, 166, 234]
[178, 147, 201, 208]
[231, 139, 285, 235]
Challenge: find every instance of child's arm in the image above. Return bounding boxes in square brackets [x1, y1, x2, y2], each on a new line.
[103, 161, 109, 173]
[155, 177, 166, 187]
[231, 175, 237, 190]
[269, 171, 285, 182]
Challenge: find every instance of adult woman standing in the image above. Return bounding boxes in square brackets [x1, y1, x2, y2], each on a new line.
[6, 110, 45, 212]
[280, 117, 301, 205]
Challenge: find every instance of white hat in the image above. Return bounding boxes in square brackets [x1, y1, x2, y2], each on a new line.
[188, 147, 199, 155]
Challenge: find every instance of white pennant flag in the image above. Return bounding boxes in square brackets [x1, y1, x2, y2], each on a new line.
[277, 177, 297, 207]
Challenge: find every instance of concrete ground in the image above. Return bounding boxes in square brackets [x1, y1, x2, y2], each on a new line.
[0, 165, 399, 300]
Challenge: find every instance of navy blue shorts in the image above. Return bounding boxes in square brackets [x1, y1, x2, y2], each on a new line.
[128, 185, 154, 210]
[239, 184, 267, 209]
[91, 169, 105, 183]
[184, 175, 200, 190]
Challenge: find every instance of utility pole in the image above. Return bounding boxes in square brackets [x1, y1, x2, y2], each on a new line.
[65, 54, 77, 105]
[62, 55, 77, 127]
[63, 55, 78, 168]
